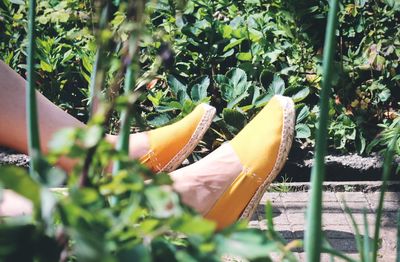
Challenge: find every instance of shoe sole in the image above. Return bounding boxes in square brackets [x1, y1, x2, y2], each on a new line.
[161, 104, 216, 172]
[239, 95, 295, 221]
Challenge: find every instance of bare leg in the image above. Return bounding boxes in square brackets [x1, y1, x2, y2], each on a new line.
[0, 144, 243, 217]
[0, 61, 149, 171]
[0, 61, 235, 217]
[169, 143, 243, 214]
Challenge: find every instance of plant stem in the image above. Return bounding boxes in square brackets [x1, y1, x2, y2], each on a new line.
[26, 0, 41, 177]
[112, 65, 136, 174]
[88, 3, 110, 116]
[372, 127, 399, 262]
[304, 0, 339, 261]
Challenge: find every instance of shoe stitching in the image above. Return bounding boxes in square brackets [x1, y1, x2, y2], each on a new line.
[142, 149, 163, 172]
[161, 105, 216, 172]
[240, 95, 295, 220]
[243, 167, 264, 184]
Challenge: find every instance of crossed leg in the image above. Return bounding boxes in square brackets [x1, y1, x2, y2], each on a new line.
[0, 61, 149, 171]
[0, 61, 294, 229]
[0, 61, 241, 219]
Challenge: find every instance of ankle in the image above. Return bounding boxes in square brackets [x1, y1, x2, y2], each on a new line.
[105, 132, 150, 159]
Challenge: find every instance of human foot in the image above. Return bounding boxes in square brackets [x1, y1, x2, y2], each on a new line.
[127, 103, 216, 172]
[171, 95, 295, 229]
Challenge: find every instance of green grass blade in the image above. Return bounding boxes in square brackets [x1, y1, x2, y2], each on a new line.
[363, 210, 371, 262]
[344, 203, 364, 261]
[26, 0, 41, 177]
[372, 127, 399, 262]
[321, 245, 358, 262]
[304, 0, 339, 261]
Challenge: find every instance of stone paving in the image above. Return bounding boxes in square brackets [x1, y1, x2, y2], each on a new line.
[249, 186, 399, 261]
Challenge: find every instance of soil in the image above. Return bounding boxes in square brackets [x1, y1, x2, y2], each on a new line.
[280, 144, 400, 182]
[0, 147, 29, 168]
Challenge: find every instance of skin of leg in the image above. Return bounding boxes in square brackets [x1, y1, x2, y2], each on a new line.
[0, 143, 243, 216]
[169, 143, 243, 215]
[0, 61, 241, 216]
[0, 61, 149, 171]
[0, 190, 33, 217]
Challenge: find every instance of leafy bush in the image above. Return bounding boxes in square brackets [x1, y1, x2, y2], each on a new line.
[1, 0, 399, 155]
[1, 0, 400, 261]
[0, 0, 94, 121]
[142, 0, 400, 155]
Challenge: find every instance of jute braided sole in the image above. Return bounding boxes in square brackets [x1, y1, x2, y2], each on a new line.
[160, 104, 216, 172]
[239, 95, 295, 221]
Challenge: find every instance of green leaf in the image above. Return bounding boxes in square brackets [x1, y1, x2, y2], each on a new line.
[296, 123, 311, 139]
[223, 108, 247, 134]
[0, 166, 40, 207]
[223, 38, 245, 52]
[40, 60, 53, 72]
[296, 106, 310, 124]
[145, 186, 182, 218]
[268, 75, 285, 95]
[175, 215, 216, 236]
[237, 52, 252, 61]
[118, 245, 151, 262]
[291, 87, 310, 102]
[190, 76, 209, 101]
[9, 0, 24, 5]
[266, 50, 283, 63]
[147, 113, 171, 127]
[221, 25, 233, 38]
[82, 125, 103, 148]
[216, 229, 276, 260]
[48, 128, 77, 154]
[378, 89, 391, 102]
[227, 68, 247, 89]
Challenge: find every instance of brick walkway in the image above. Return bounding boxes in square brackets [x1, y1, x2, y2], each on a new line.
[249, 186, 399, 261]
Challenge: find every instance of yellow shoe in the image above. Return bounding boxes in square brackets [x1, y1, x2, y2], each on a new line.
[140, 103, 216, 172]
[204, 95, 295, 229]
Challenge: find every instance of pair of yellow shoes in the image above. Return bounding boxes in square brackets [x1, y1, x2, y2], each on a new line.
[139, 95, 295, 229]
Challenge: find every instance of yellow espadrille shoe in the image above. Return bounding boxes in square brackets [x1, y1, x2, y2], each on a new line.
[140, 103, 216, 173]
[204, 95, 295, 229]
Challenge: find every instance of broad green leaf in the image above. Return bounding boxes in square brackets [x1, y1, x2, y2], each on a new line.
[190, 76, 209, 101]
[268, 75, 285, 95]
[237, 52, 252, 61]
[221, 25, 233, 38]
[223, 108, 247, 133]
[266, 50, 283, 63]
[117, 245, 151, 262]
[216, 229, 277, 260]
[296, 123, 311, 139]
[48, 128, 77, 154]
[167, 75, 187, 96]
[147, 113, 171, 127]
[174, 215, 216, 236]
[291, 87, 310, 102]
[0, 166, 40, 207]
[296, 106, 310, 124]
[40, 60, 53, 72]
[144, 186, 182, 218]
[378, 89, 391, 102]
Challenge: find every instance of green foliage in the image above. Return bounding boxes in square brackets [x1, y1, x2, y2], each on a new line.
[0, 0, 95, 121]
[1, 0, 399, 154]
[1, 0, 400, 261]
[142, 0, 400, 154]
[0, 128, 298, 261]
